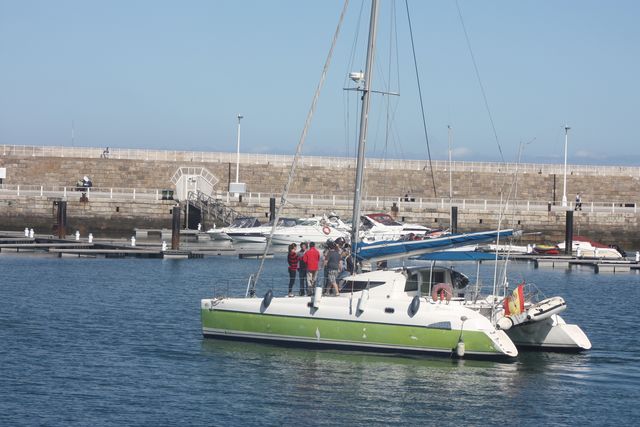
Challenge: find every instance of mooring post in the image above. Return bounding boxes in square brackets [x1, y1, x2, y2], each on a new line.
[56, 201, 67, 239]
[171, 205, 181, 250]
[269, 197, 276, 222]
[451, 206, 458, 234]
[565, 210, 573, 255]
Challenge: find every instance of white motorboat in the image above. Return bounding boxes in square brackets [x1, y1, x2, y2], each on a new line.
[557, 236, 623, 259]
[269, 216, 349, 246]
[360, 213, 430, 242]
[227, 217, 299, 243]
[207, 217, 261, 241]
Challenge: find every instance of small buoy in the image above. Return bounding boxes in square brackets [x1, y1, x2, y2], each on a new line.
[409, 295, 420, 316]
[161, 241, 167, 251]
[263, 289, 273, 308]
[88, 233, 93, 243]
[131, 236, 136, 247]
[456, 340, 465, 357]
[24, 227, 29, 237]
[29, 228, 34, 238]
[197, 223, 202, 231]
[312, 285, 322, 308]
[356, 288, 369, 313]
[75, 231, 80, 241]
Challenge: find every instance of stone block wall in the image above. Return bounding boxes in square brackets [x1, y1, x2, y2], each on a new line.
[0, 196, 175, 238]
[2, 155, 640, 204]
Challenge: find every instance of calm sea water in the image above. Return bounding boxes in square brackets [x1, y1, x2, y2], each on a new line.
[1, 253, 639, 426]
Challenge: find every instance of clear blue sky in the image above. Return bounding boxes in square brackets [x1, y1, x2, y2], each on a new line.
[1, 0, 639, 165]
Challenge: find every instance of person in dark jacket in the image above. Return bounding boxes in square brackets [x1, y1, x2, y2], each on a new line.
[287, 243, 298, 297]
[324, 242, 342, 296]
[298, 242, 308, 296]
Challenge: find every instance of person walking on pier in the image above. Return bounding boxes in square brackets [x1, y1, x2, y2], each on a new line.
[575, 193, 582, 211]
[302, 242, 320, 295]
[298, 242, 308, 296]
[287, 243, 298, 297]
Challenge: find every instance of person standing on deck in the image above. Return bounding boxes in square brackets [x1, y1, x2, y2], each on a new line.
[287, 243, 298, 297]
[298, 242, 308, 296]
[324, 241, 342, 296]
[302, 242, 320, 294]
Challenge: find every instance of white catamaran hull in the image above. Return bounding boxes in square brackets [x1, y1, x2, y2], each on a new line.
[202, 293, 518, 359]
[504, 315, 592, 351]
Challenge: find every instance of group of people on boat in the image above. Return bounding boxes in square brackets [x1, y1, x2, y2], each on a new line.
[287, 237, 354, 297]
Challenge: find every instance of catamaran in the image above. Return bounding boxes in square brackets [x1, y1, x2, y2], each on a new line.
[201, 0, 590, 359]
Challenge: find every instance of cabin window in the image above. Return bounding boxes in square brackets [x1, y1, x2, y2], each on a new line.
[404, 274, 419, 292]
[385, 308, 395, 313]
[340, 280, 385, 292]
[404, 271, 446, 292]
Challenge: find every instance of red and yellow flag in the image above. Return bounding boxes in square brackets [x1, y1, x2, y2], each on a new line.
[504, 284, 525, 316]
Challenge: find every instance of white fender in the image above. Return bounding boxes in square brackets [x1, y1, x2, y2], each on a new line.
[497, 316, 514, 331]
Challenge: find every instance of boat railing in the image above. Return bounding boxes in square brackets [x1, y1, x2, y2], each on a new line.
[208, 274, 310, 299]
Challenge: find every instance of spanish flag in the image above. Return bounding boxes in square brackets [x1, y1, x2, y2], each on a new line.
[504, 284, 525, 316]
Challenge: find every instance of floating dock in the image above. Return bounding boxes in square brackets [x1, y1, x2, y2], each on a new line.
[508, 253, 640, 273]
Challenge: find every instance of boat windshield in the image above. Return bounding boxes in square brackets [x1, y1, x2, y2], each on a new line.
[234, 217, 260, 228]
[278, 218, 298, 227]
[298, 219, 320, 226]
[367, 213, 401, 226]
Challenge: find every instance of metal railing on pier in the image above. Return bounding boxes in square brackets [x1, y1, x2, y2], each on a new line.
[0, 183, 637, 214]
[188, 190, 240, 226]
[0, 184, 162, 201]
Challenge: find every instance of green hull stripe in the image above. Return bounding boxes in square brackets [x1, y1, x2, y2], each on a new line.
[201, 309, 500, 355]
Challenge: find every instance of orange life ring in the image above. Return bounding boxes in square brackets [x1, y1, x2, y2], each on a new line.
[322, 226, 331, 235]
[431, 283, 453, 302]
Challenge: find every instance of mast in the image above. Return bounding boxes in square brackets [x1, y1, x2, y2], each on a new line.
[350, 0, 379, 267]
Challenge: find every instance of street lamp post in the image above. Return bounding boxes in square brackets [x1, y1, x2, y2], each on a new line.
[235, 114, 243, 184]
[233, 114, 243, 197]
[562, 125, 570, 208]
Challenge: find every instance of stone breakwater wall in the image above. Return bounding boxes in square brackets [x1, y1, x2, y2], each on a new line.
[0, 197, 175, 238]
[2, 155, 640, 202]
[2, 194, 638, 248]
[1, 154, 639, 247]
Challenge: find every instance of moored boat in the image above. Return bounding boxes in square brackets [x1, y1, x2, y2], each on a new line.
[201, 268, 518, 359]
[207, 216, 261, 241]
[557, 236, 623, 259]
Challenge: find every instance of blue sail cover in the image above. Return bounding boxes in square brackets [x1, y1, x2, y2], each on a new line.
[355, 229, 515, 262]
